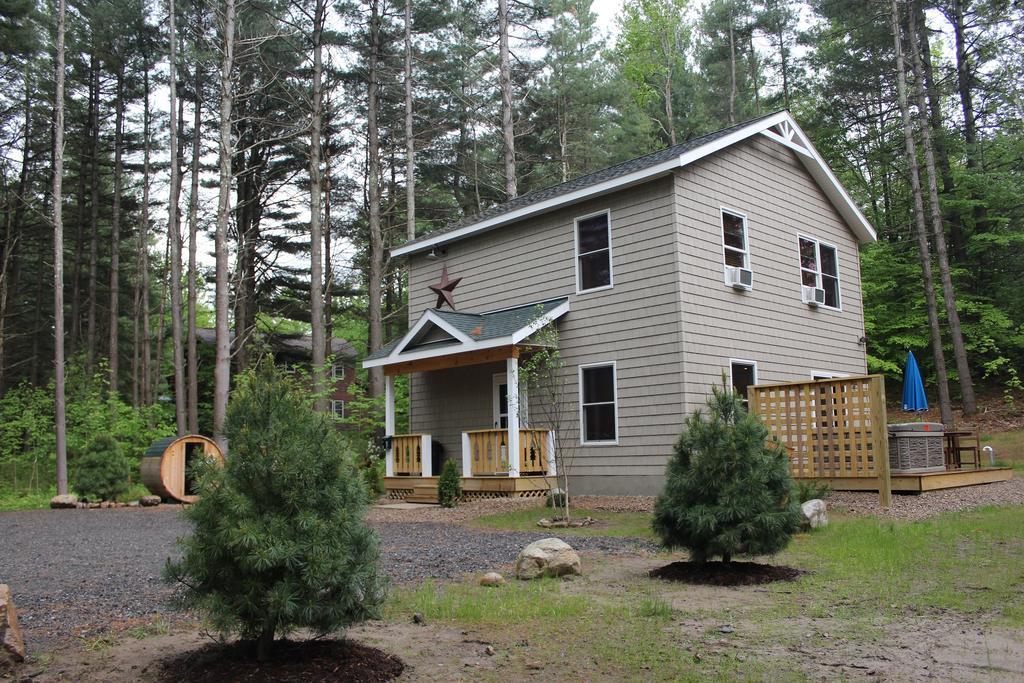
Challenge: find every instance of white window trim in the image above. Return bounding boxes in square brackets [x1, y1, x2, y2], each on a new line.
[811, 371, 849, 380]
[332, 363, 345, 380]
[574, 209, 614, 295]
[797, 233, 843, 311]
[579, 361, 619, 446]
[720, 207, 751, 285]
[331, 399, 345, 419]
[729, 358, 758, 405]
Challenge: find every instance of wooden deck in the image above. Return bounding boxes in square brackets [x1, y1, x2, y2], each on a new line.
[805, 466, 1013, 494]
[384, 475, 553, 504]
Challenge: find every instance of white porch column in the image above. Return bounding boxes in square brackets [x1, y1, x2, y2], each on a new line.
[506, 356, 521, 478]
[461, 432, 472, 477]
[420, 434, 432, 477]
[384, 375, 395, 477]
[546, 430, 557, 477]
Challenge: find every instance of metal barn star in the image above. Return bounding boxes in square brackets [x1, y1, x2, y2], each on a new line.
[428, 264, 462, 310]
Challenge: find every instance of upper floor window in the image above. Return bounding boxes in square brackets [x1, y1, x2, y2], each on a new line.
[799, 236, 841, 309]
[580, 362, 618, 444]
[721, 210, 749, 269]
[575, 211, 612, 293]
[332, 363, 345, 380]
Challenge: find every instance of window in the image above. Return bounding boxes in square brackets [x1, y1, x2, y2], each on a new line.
[798, 236, 841, 309]
[580, 363, 618, 444]
[575, 211, 612, 292]
[730, 360, 757, 408]
[331, 400, 345, 419]
[332, 364, 345, 380]
[721, 210, 749, 269]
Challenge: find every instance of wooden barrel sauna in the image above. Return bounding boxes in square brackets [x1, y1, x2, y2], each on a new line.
[140, 435, 224, 503]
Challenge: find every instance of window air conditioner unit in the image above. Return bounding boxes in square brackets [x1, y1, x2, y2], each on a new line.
[725, 266, 753, 290]
[802, 285, 826, 307]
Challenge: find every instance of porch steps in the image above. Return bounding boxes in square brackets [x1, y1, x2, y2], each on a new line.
[403, 484, 439, 504]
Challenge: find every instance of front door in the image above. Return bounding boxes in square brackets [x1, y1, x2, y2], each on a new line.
[493, 373, 528, 428]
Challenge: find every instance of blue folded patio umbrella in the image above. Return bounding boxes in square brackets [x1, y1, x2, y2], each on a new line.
[901, 351, 928, 412]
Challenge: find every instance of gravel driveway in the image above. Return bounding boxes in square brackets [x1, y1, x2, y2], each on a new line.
[0, 507, 653, 652]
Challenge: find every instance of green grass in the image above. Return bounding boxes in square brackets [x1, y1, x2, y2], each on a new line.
[471, 506, 656, 539]
[982, 429, 1024, 471]
[0, 482, 155, 512]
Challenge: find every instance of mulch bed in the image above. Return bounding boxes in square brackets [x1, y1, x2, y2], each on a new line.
[158, 639, 404, 682]
[649, 561, 805, 586]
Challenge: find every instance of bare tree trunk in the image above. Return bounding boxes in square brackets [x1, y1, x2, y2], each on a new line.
[727, 16, 737, 125]
[85, 56, 100, 375]
[908, 5, 975, 416]
[153, 241, 169, 400]
[309, 0, 327, 412]
[662, 71, 676, 145]
[889, 0, 953, 425]
[108, 68, 125, 395]
[167, 0, 186, 435]
[187, 61, 201, 433]
[324, 127, 333, 349]
[404, 0, 415, 240]
[498, 0, 516, 198]
[366, 0, 385, 398]
[53, 0, 69, 495]
[213, 0, 236, 448]
[138, 68, 153, 405]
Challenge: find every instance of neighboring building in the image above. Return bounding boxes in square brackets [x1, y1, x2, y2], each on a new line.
[196, 329, 358, 425]
[364, 111, 876, 497]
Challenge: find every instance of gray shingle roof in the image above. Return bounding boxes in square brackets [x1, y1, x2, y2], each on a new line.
[400, 111, 784, 252]
[364, 297, 568, 362]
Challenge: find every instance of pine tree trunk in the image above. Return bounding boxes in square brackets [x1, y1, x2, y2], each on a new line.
[139, 68, 153, 406]
[168, 0, 186, 435]
[907, 6, 975, 417]
[404, 0, 415, 241]
[498, 0, 517, 198]
[889, 0, 953, 425]
[213, 0, 236, 449]
[187, 59, 201, 433]
[109, 68, 125, 395]
[324, 130, 333, 348]
[53, 0, 69, 495]
[85, 56, 100, 376]
[728, 17, 737, 124]
[366, 0, 385, 399]
[309, 0, 327, 412]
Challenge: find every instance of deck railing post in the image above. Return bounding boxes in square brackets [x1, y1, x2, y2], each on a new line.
[384, 375, 395, 477]
[506, 356, 521, 478]
[420, 434, 432, 477]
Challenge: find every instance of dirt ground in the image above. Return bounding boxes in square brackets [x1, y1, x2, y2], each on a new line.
[12, 553, 1023, 682]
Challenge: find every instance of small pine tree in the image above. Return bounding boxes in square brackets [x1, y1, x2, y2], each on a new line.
[652, 383, 802, 564]
[437, 458, 461, 508]
[163, 362, 386, 661]
[72, 434, 130, 501]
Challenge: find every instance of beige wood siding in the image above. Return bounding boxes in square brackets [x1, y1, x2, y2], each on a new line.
[408, 176, 687, 481]
[673, 136, 868, 413]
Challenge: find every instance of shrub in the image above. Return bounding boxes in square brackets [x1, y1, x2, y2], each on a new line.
[652, 383, 802, 564]
[437, 459, 461, 508]
[546, 488, 569, 510]
[163, 363, 386, 661]
[794, 479, 831, 503]
[72, 434, 130, 501]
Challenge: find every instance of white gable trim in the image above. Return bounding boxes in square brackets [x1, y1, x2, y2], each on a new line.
[362, 300, 571, 370]
[392, 111, 875, 257]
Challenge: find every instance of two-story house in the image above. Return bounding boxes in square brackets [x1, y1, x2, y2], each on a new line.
[364, 111, 876, 501]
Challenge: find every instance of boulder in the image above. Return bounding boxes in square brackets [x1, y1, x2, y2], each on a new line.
[49, 494, 78, 509]
[514, 538, 581, 580]
[0, 585, 26, 667]
[479, 572, 505, 587]
[801, 499, 828, 529]
[139, 495, 161, 507]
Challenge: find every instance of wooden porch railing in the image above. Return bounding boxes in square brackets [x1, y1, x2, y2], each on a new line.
[464, 428, 553, 476]
[519, 428, 550, 475]
[392, 434, 424, 476]
[748, 374, 891, 506]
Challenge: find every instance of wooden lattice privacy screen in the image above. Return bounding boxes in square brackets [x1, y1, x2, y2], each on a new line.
[748, 375, 891, 505]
